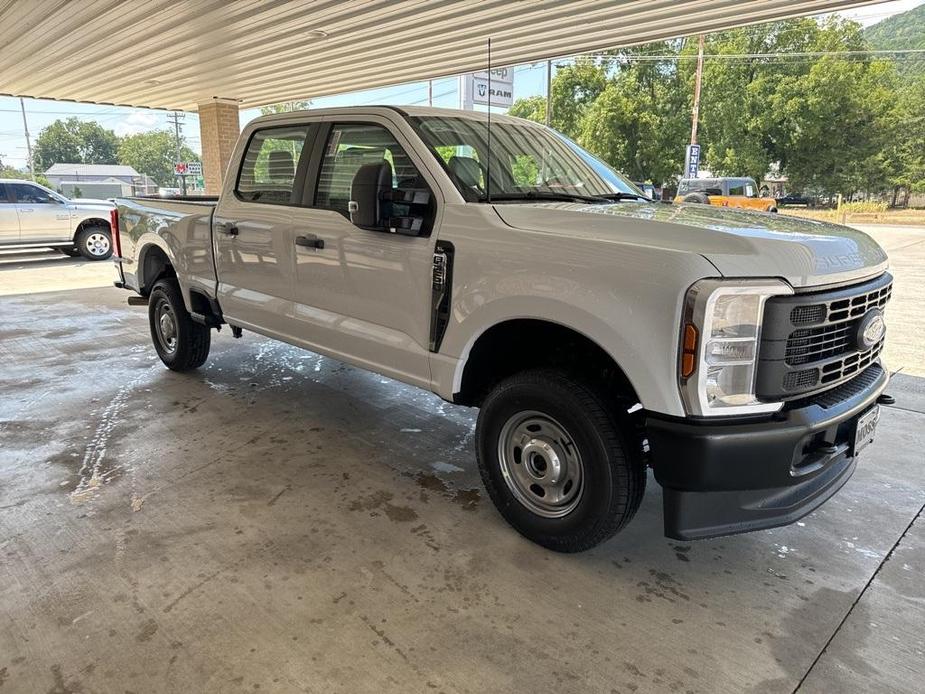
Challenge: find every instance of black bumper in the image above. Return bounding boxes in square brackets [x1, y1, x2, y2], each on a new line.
[647, 364, 889, 541]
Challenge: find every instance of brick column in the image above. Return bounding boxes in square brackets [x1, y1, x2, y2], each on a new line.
[197, 98, 240, 194]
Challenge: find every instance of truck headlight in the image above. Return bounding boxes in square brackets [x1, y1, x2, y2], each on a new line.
[679, 279, 793, 416]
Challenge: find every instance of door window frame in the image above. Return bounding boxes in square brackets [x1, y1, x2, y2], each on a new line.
[299, 118, 440, 236]
[233, 122, 320, 207]
[11, 183, 57, 205]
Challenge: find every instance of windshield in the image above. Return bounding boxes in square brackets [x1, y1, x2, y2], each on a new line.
[409, 115, 643, 202]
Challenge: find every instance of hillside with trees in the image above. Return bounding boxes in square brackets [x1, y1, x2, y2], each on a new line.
[866, 3, 925, 51]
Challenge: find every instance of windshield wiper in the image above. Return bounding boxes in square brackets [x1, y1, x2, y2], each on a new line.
[484, 191, 608, 204]
[595, 192, 651, 202]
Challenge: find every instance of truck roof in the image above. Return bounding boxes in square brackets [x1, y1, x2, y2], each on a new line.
[249, 104, 541, 128]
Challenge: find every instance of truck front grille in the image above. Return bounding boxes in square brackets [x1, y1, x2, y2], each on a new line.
[756, 272, 891, 400]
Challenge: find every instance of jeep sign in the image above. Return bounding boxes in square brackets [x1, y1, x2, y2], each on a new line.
[468, 68, 513, 108]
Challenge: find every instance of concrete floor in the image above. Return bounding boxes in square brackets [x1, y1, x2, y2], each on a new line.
[1, 232, 924, 693]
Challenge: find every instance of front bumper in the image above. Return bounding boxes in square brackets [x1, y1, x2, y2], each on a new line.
[647, 363, 888, 540]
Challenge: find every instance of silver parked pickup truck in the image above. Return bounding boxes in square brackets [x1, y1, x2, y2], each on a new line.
[113, 106, 891, 552]
[0, 179, 115, 259]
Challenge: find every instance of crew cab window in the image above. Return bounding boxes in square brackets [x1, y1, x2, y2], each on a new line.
[11, 183, 55, 204]
[728, 182, 745, 196]
[236, 126, 309, 205]
[679, 179, 721, 196]
[315, 123, 426, 217]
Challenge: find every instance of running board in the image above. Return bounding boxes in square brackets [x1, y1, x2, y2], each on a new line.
[126, 295, 147, 306]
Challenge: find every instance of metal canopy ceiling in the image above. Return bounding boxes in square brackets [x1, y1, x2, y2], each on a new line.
[0, 0, 886, 112]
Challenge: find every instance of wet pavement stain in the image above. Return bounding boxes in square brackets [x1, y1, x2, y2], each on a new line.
[413, 471, 480, 511]
[136, 619, 159, 643]
[348, 490, 418, 523]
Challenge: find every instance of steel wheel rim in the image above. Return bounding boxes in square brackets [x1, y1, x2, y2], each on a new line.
[497, 410, 584, 518]
[85, 232, 110, 256]
[154, 297, 178, 354]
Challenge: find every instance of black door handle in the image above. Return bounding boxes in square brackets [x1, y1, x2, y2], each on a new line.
[217, 221, 238, 236]
[295, 234, 324, 249]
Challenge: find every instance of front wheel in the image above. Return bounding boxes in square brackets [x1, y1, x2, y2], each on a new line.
[76, 226, 113, 260]
[475, 369, 645, 552]
[148, 278, 211, 371]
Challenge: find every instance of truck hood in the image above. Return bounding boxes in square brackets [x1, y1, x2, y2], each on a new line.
[493, 202, 888, 288]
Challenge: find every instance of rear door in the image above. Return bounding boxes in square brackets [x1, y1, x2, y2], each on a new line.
[286, 117, 440, 388]
[0, 183, 20, 243]
[11, 183, 71, 242]
[213, 122, 319, 334]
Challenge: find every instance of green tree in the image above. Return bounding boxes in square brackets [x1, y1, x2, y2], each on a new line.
[879, 72, 925, 199]
[117, 130, 197, 187]
[508, 95, 546, 124]
[696, 18, 872, 183]
[771, 54, 897, 195]
[0, 158, 50, 187]
[33, 118, 120, 171]
[259, 100, 312, 116]
[579, 42, 689, 183]
[548, 59, 610, 138]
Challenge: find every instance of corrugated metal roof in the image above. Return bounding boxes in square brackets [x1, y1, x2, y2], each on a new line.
[45, 163, 140, 177]
[0, 0, 886, 112]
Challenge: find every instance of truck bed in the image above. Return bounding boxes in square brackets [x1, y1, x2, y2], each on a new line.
[114, 196, 218, 303]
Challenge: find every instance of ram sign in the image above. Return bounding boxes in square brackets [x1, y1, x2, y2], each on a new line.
[465, 68, 514, 108]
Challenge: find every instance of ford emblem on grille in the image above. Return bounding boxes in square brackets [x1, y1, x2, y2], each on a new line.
[856, 309, 886, 350]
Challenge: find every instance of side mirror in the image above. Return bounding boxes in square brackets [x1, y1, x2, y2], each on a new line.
[350, 161, 392, 230]
[350, 161, 431, 236]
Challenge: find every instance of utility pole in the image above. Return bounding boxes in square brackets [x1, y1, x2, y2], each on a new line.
[683, 35, 705, 180]
[167, 111, 187, 195]
[19, 98, 35, 181]
[545, 60, 552, 126]
[690, 34, 705, 145]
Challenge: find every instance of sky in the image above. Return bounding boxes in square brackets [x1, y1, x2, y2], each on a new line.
[1, 0, 922, 171]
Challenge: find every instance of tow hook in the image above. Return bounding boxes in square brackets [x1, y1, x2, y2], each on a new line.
[877, 393, 895, 405]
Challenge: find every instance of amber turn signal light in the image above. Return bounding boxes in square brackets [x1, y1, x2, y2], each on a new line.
[681, 323, 698, 378]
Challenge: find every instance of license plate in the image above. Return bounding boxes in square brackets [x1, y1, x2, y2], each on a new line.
[853, 405, 880, 456]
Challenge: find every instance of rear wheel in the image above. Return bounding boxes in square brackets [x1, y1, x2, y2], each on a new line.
[148, 278, 211, 371]
[76, 226, 113, 260]
[476, 369, 645, 552]
[682, 192, 710, 204]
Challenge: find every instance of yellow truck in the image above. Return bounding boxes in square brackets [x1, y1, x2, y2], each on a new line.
[675, 177, 778, 213]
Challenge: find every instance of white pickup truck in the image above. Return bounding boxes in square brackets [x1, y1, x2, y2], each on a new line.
[113, 106, 891, 552]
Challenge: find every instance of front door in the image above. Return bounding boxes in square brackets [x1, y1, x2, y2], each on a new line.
[288, 119, 439, 388]
[11, 183, 71, 242]
[213, 123, 317, 334]
[0, 183, 20, 243]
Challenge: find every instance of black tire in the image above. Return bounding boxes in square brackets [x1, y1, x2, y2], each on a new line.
[148, 278, 211, 371]
[475, 369, 645, 552]
[57, 246, 80, 257]
[76, 226, 113, 261]
[768, 206, 778, 213]
[682, 192, 710, 204]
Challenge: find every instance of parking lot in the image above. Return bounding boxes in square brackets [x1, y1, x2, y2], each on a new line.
[1, 224, 923, 693]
